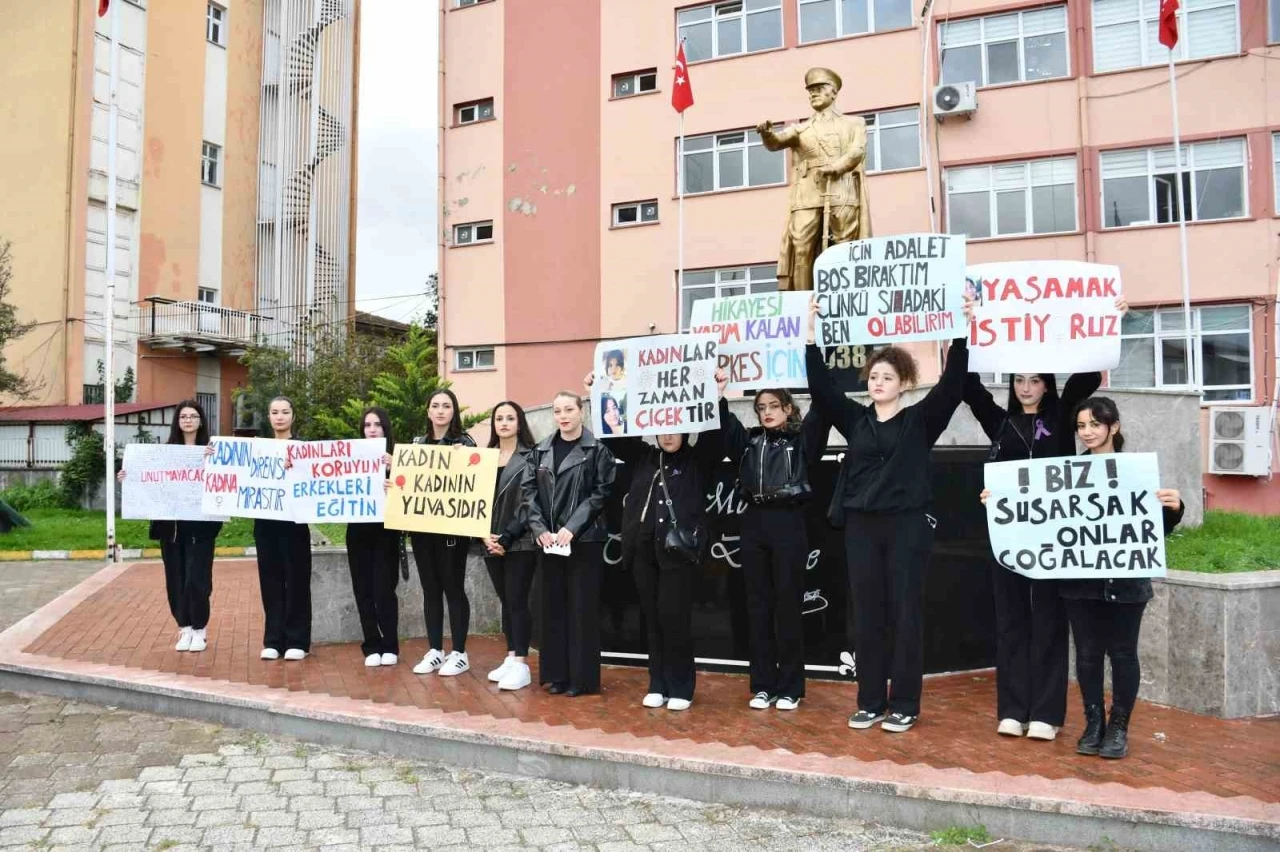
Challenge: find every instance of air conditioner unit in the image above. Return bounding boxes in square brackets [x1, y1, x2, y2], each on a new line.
[1207, 407, 1273, 476]
[932, 82, 977, 120]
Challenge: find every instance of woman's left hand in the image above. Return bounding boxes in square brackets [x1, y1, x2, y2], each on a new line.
[382, 452, 393, 468]
[554, 528, 574, 547]
[1156, 488, 1181, 510]
[963, 291, 976, 324]
[714, 368, 728, 398]
[979, 487, 991, 506]
[1115, 296, 1130, 317]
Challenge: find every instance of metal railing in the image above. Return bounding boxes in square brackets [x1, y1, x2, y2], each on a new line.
[134, 299, 264, 348]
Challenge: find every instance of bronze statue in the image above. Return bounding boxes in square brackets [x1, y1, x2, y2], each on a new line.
[756, 67, 872, 292]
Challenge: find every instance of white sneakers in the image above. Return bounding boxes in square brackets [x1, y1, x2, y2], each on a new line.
[497, 662, 531, 691]
[283, 648, 307, 661]
[414, 649, 445, 674]
[488, 656, 517, 682]
[998, 718, 1027, 737]
[260, 648, 280, 661]
[749, 692, 776, 710]
[380, 653, 398, 666]
[438, 651, 470, 676]
[666, 698, 691, 712]
[642, 693, 666, 708]
[1027, 722, 1060, 741]
[188, 628, 207, 653]
[175, 627, 192, 652]
[365, 653, 382, 667]
[775, 697, 801, 711]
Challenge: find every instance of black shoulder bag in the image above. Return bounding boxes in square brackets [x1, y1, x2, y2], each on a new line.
[657, 459, 704, 566]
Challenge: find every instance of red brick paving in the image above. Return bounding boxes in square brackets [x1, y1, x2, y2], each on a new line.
[22, 560, 1280, 805]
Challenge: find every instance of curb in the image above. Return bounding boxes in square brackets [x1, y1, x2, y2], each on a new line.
[0, 547, 257, 562]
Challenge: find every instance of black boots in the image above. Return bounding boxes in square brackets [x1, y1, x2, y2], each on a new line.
[1076, 704, 1105, 755]
[1099, 706, 1131, 759]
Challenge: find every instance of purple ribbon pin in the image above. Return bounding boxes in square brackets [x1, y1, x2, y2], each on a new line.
[1033, 419, 1052, 441]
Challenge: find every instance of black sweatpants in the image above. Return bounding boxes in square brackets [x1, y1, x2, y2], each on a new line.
[159, 533, 216, 631]
[539, 542, 604, 693]
[991, 563, 1068, 725]
[485, 550, 536, 657]
[253, 519, 313, 652]
[844, 510, 934, 717]
[409, 532, 470, 652]
[740, 505, 807, 700]
[1065, 599, 1147, 712]
[346, 523, 401, 656]
[632, 538, 697, 701]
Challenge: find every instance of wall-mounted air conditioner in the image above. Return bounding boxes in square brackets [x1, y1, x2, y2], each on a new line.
[932, 82, 977, 120]
[1207, 407, 1272, 476]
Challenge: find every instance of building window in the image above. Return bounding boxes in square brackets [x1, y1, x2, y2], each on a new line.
[680, 129, 785, 195]
[455, 348, 495, 371]
[206, 3, 226, 46]
[612, 200, 660, 227]
[198, 287, 218, 304]
[677, 1, 783, 62]
[456, 0, 483, 6]
[455, 99, 495, 125]
[1092, 0, 1238, 73]
[863, 106, 920, 173]
[798, 0, 912, 42]
[83, 384, 106, 405]
[196, 392, 219, 434]
[1112, 305, 1253, 401]
[680, 264, 778, 329]
[945, 156, 1077, 239]
[1272, 0, 1280, 42]
[1100, 138, 1245, 228]
[453, 221, 494, 245]
[612, 69, 658, 99]
[201, 142, 221, 187]
[1273, 132, 1280, 211]
[940, 6, 1069, 88]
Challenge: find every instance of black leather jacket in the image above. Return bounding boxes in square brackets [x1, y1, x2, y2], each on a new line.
[612, 430, 722, 565]
[1058, 500, 1185, 604]
[491, 447, 535, 552]
[721, 397, 826, 506]
[522, 429, 616, 543]
[412, 432, 476, 448]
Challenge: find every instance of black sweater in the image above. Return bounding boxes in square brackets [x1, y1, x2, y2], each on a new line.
[964, 372, 1101, 461]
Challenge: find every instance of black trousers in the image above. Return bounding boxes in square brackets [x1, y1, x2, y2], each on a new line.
[740, 505, 807, 699]
[1065, 599, 1147, 712]
[159, 534, 216, 631]
[991, 563, 1069, 725]
[844, 510, 934, 717]
[632, 538, 697, 701]
[409, 532, 470, 652]
[346, 523, 401, 656]
[253, 520, 313, 652]
[485, 550, 536, 657]
[539, 541, 604, 692]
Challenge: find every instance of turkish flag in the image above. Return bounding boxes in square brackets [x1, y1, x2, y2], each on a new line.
[1158, 0, 1179, 49]
[98, 0, 110, 16]
[671, 42, 694, 114]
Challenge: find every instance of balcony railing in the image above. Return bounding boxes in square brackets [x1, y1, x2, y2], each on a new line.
[134, 298, 266, 354]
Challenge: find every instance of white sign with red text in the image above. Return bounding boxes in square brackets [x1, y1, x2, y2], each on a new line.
[591, 334, 719, 437]
[121, 444, 227, 522]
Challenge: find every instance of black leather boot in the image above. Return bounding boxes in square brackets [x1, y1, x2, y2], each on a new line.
[1076, 704, 1105, 755]
[1099, 706, 1131, 759]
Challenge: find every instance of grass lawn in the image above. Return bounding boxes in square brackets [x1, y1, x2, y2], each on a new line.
[0, 509, 348, 552]
[1165, 511, 1280, 574]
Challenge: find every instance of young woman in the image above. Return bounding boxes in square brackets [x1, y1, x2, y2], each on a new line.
[805, 298, 972, 733]
[1060, 396, 1183, 760]
[346, 407, 400, 667]
[409, 388, 475, 677]
[118, 399, 222, 652]
[521, 391, 616, 697]
[482, 401, 538, 692]
[590, 370, 727, 711]
[720, 386, 828, 712]
[599, 394, 626, 436]
[964, 297, 1128, 742]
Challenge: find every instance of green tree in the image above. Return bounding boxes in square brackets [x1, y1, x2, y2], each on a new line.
[0, 239, 38, 400]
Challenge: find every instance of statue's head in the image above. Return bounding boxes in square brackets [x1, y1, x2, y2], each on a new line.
[804, 67, 841, 111]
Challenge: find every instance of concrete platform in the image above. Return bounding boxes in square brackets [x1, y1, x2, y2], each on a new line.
[0, 559, 1275, 851]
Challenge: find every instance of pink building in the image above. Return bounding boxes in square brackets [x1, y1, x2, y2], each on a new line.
[437, 0, 1279, 514]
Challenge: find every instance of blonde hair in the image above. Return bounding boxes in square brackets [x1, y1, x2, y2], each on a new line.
[553, 390, 583, 408]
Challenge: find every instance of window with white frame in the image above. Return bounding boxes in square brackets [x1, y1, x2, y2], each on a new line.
[201, 142, 221, 187]
[198, 287, 218, 304]
[940, 6, 1069, 87]
[798, 0, 912, 42]
[1111, 304, 1253, 401]
[1100, 138, 1245, 228]
[612, 69, 658, 99]
[196, 392, 219, 435]
[863, 107, 920, 173]
[612, 200, 659, 227]
[206, 3, 226, 46]
[455, 348, 495, 371]
[680, 129, 785, 194]
[945, 156, 1077, 239]
[455, 99, 495, 125]
[677, 1, 783, 62]
[453, 221, 494, 245]
[1092, 0, 1239, 73]
[456, 0, 481, 6]
[1272, 133, 1280, 211]
[679, 264, 778, 329]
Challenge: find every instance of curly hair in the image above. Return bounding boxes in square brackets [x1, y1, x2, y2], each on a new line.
[861, 346, 919, 387]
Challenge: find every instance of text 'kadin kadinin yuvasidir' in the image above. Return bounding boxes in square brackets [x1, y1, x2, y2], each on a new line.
[383, 444, 499, 538]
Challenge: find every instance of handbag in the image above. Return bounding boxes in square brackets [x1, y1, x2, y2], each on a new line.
[657, 459, 704, 566]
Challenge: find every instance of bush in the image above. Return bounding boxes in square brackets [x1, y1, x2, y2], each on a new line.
[0, 479, 62, 511]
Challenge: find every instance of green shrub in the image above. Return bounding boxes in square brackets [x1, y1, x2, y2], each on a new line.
[0, 479, 62, 511]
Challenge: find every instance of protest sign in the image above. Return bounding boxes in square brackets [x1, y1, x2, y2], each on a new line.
[383, 444, 498, 538]
[286, 439, 387, 524]
[689, 292, 808, 391]
[121, 444, 226, 522]
[201, 437, 292, 521]
[967, 261, 1123, 373]
[813, 233, 966, 346]
[591, 334, 719, 437]
[984, 453, 1168, 580]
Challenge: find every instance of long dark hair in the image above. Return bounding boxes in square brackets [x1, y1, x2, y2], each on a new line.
[1074, 396, 1125, 452]
[426, 388, 465, 441]
[263, 395, 296, 438]
[167, 399, 211, 446]
[487, 400, 535, 449]
[359, 406, 394, 453]
[1006, 373, 1060, 414]
[753, 388, 802, 431]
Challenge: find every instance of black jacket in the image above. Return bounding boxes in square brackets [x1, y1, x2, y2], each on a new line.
[522, 429, 616, 543]
[612, 429, 723, 565]
[149, 519, 223, 544]
[413, 432, 476, 448]
[964, 372, 1101, 462]
[721, 397, 827, 506]
[491, 447, 535, 552]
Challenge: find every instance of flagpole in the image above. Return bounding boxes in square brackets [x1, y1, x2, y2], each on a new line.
[104, 0, 120, 563]
[678, 109, 685, 304]
[1168, 54, 1195, 389]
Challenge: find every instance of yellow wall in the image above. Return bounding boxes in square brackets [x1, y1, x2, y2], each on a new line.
[222, 0, 264, 315]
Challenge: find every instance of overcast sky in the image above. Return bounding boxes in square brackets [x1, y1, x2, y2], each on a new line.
[353, 0, 437, 323]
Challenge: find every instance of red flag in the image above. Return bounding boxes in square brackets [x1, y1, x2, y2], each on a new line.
[98, 0, 110, 17]
[1158, 0, 1179, 48]
[671, 42, 694, 114]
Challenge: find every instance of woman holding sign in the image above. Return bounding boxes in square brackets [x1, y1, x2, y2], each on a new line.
[522, 390, 616, 697]
[805, 298, 972, 733]
[346, 407, 401, 668]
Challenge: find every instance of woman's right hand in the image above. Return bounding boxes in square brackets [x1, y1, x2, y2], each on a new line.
[583, 371, 595, 391]
[115, 470, 126, 483]
[536, 531, 555, 549]
[979, 488, 991, 505]
[204, 443, 215, 457]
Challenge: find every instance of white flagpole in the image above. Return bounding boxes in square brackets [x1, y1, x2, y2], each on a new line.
[678, 109, 685, 303]
[104, 0, 120, 563]
[1168, 53, 1195, 389]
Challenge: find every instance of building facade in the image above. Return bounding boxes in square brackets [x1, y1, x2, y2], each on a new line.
[0, 0, 358, 438]
[438, 0, 1279, 514]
